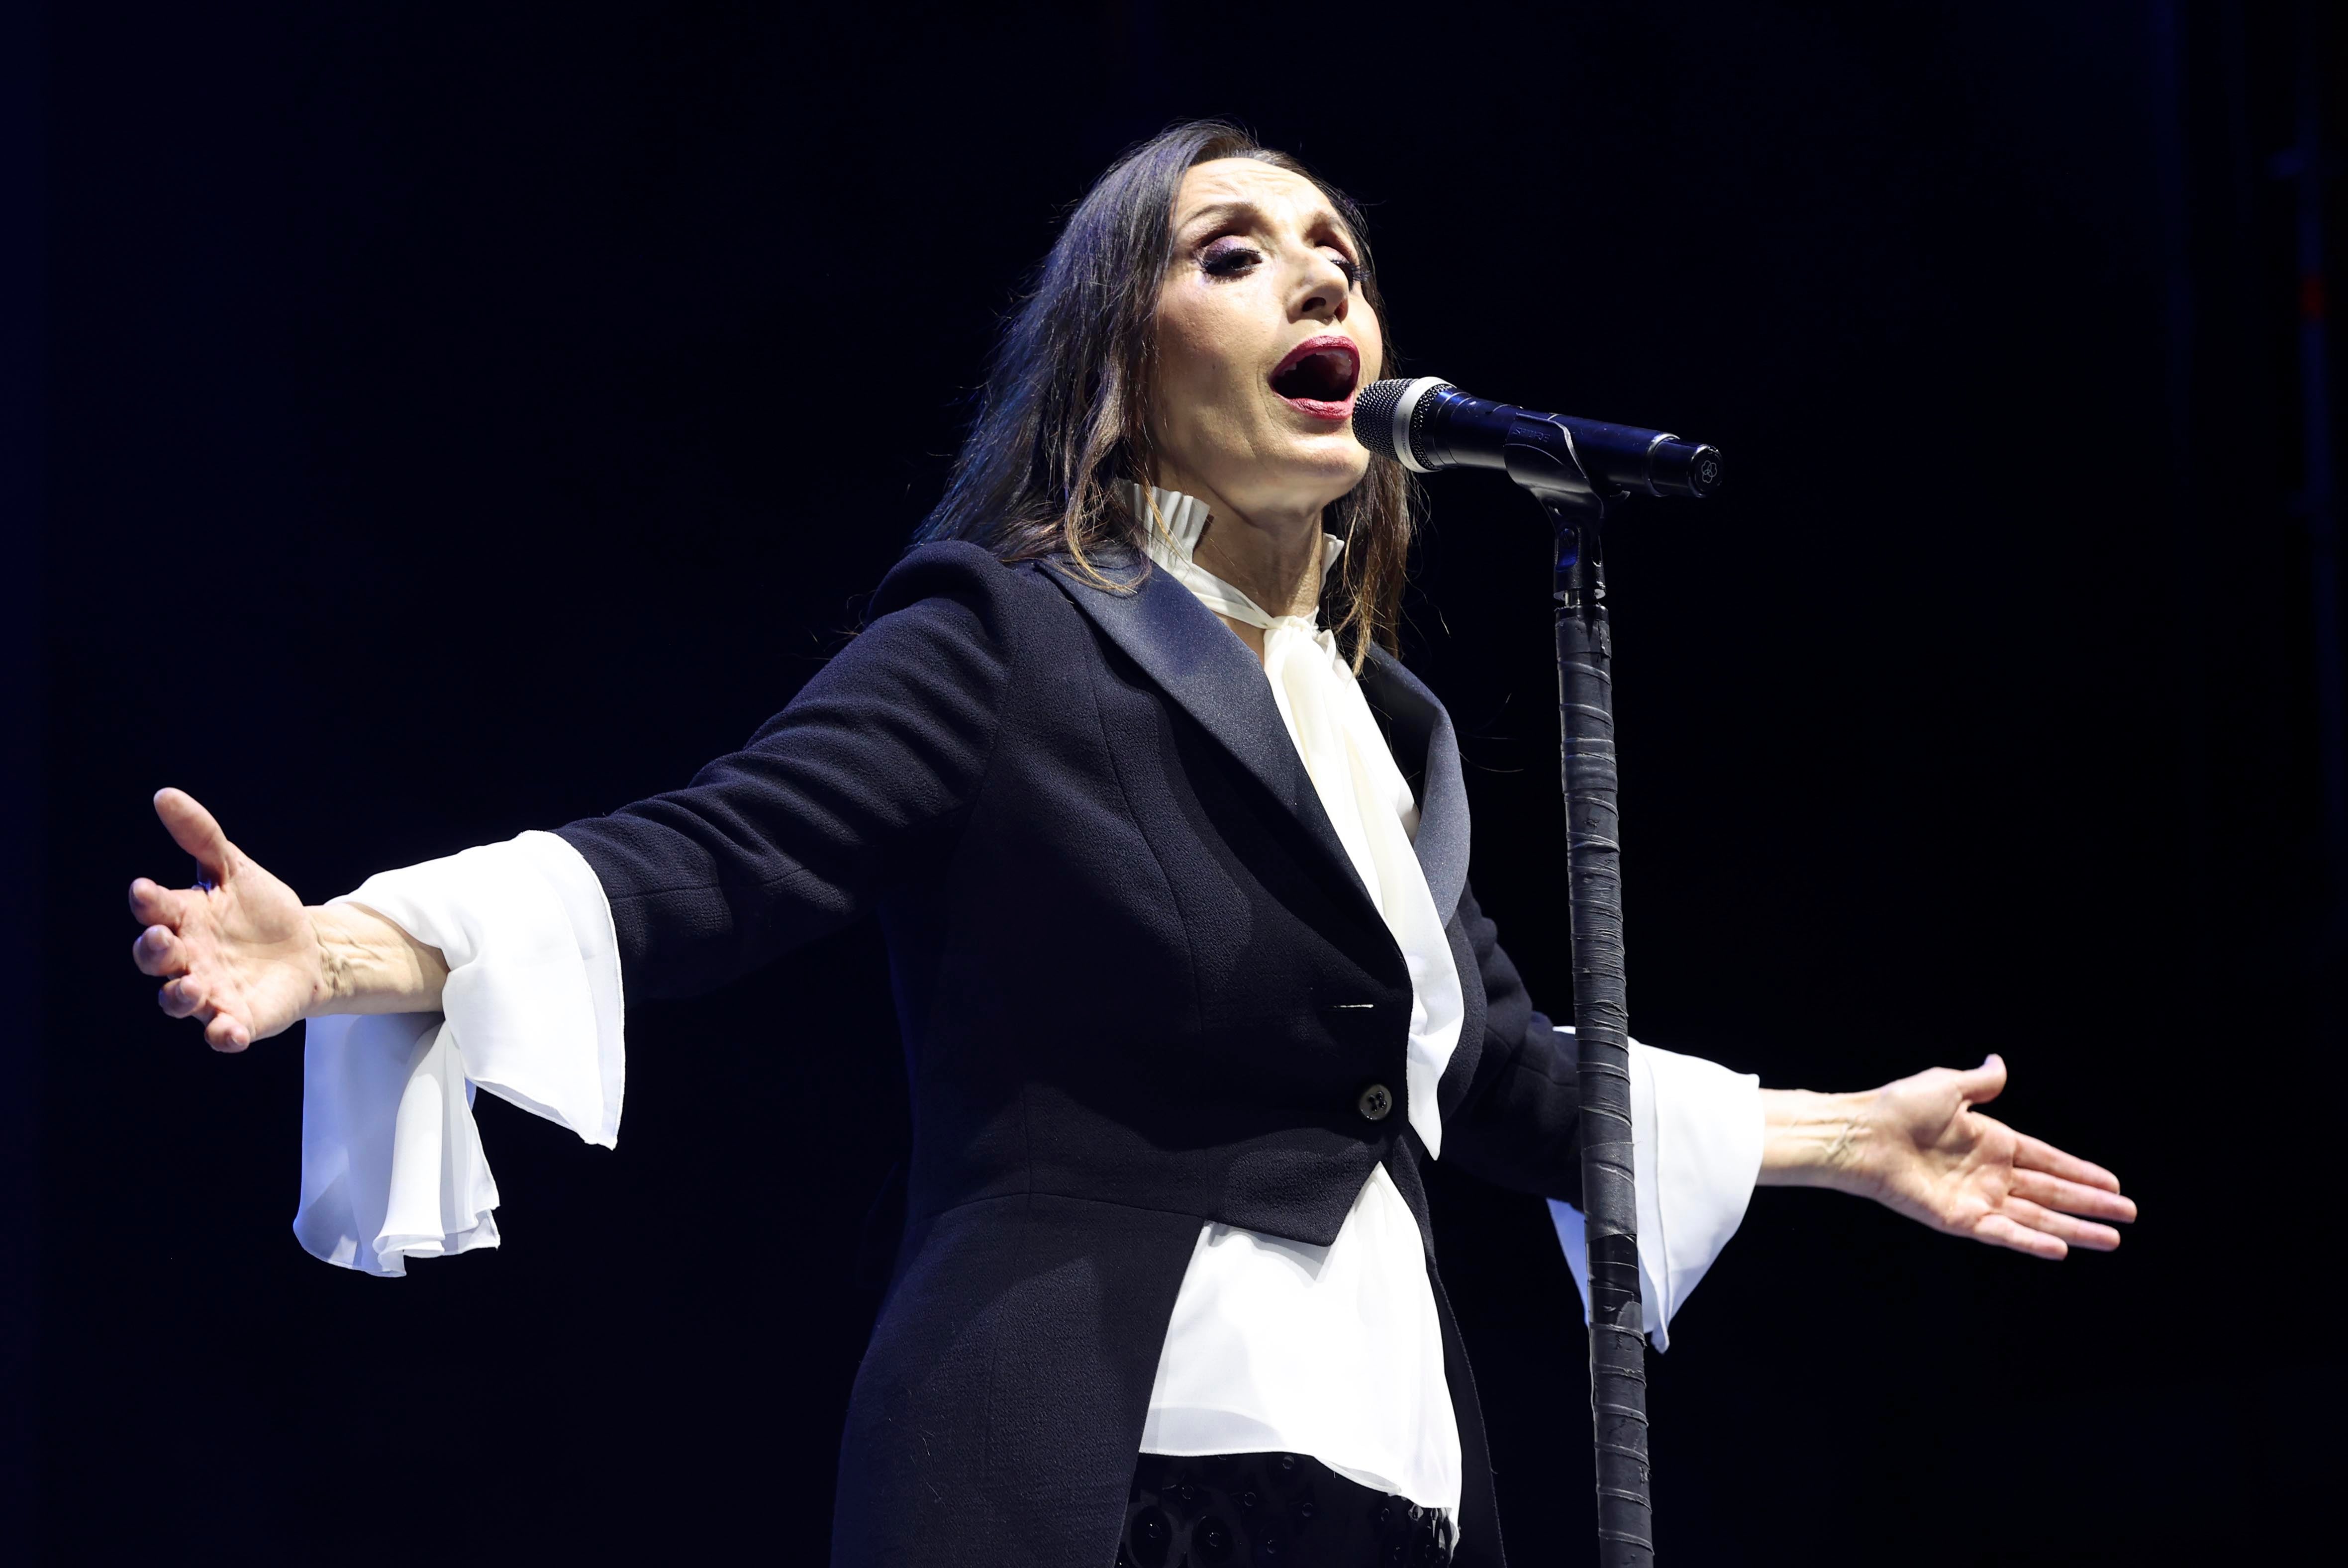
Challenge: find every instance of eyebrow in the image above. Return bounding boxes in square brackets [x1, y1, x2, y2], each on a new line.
[1174, 196, 1357, 254]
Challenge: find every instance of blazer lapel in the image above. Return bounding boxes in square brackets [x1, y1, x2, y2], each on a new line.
[1359, 647, 1471, 926]
[1045, 552, 1378, 916]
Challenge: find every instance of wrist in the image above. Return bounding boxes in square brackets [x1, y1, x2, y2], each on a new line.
[1757, 1088, 1879, 1192]
[303, 900, 448, 1018]
[303, 904, 359, 1018]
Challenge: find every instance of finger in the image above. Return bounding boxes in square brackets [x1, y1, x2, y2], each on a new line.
[1972, 1211, 2067, 1261]
[2010, 1129, 2123, 1193]
[203, 1013, 252, 1053]
[156, 977, 213, 1020]
[2010, 1167, 2137, 1223]
[127, 877, 193, 930]
[2000, 1194, 2123, 1252]
[1952, 1052, 2007, 1106]
[153, 787, 241, 882]
[131, 924, 189, 978]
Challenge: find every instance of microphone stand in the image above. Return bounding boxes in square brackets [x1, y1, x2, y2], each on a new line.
[1502, 418, 1652, 1566]
[1547, 487, 1652, 1568]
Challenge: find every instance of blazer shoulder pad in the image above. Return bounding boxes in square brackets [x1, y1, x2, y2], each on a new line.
[868, 539, 1070, 624]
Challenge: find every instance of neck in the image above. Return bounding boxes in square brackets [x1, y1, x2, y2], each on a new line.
[1153, 471, 1324, 621]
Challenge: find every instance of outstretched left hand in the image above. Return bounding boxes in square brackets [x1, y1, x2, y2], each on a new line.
[1761, 1055, 2136, 1260]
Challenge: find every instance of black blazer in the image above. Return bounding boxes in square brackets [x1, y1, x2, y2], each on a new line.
[556, 540, 1587, 1568]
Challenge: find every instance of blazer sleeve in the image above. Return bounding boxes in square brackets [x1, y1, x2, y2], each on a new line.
[554, 541, 1022, 1000]
[1436, 881, 1585, 1204]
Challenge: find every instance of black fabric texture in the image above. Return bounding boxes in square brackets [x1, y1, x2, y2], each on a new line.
[553, 541, 1584, 1568]
[1118, 1451, 1458, 1567]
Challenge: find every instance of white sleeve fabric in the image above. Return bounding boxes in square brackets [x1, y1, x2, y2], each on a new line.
[292, 830, 625, 1277]
[1546, 1033, 1761, 1351]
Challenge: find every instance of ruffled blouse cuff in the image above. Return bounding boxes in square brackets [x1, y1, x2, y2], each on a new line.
[292, 830, 624, 1276]
[1546, 1034, 1762, 1351]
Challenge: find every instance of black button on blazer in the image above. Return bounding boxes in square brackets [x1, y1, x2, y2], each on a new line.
[556, 540, 1588, 1568]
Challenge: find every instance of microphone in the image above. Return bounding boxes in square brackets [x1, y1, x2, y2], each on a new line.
[1352, 376, 1723, 500]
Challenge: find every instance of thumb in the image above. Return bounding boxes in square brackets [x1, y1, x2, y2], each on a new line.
[153, 787, 239, 882]
[1954, 1052, 2007, 1106]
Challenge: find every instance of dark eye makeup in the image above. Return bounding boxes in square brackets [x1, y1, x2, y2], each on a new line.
[1200, 238, 1261, 277]
[1193, 234, 1362, 290]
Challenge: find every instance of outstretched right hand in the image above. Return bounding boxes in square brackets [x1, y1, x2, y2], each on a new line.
[128, 787, 324, 1053]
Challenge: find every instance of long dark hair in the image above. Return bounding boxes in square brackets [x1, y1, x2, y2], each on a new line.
[913, 120, 1413, 667]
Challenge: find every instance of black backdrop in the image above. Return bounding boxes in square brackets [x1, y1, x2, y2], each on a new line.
[14, 2, 2346, 1562]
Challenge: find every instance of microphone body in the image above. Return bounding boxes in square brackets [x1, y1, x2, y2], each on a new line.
[1352, 376, 1723, 501]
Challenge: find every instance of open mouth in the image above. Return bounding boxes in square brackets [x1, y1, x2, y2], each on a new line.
[1269, 336, 1361, 418]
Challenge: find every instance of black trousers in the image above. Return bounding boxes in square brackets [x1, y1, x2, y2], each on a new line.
[1117, 1452, 1457, 1567]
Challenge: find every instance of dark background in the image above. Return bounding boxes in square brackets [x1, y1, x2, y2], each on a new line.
[8, 2, 2344, 1562]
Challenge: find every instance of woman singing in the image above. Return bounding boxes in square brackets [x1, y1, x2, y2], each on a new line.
[124, 121, 2134, 1568]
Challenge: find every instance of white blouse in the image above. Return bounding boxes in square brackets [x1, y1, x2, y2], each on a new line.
[293, 495, 1763, 1532]
[1125, 485, 1469, 1509]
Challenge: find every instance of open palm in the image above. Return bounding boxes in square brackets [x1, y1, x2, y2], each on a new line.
[1858, 1055, 2135, 1259]
[128, 788, 322, 1052]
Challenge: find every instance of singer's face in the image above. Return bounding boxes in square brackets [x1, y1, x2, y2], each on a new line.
[1152, 159, 1382, 528]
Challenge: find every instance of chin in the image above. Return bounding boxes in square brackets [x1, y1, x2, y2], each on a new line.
[1285, 437, 1370, 497]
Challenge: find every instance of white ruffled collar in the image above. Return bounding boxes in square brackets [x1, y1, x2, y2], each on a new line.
[1122, 483, 1345, 631]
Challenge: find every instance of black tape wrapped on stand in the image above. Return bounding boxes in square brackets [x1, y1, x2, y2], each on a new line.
[1350, 377, 1719, 1565]
[1554, 510, 1654, 1567]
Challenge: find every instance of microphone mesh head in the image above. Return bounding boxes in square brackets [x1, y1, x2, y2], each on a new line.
[1351, 378, 1410, 463]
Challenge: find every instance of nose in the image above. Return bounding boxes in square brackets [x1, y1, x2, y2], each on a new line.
[1294, 250, 1353, 325]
